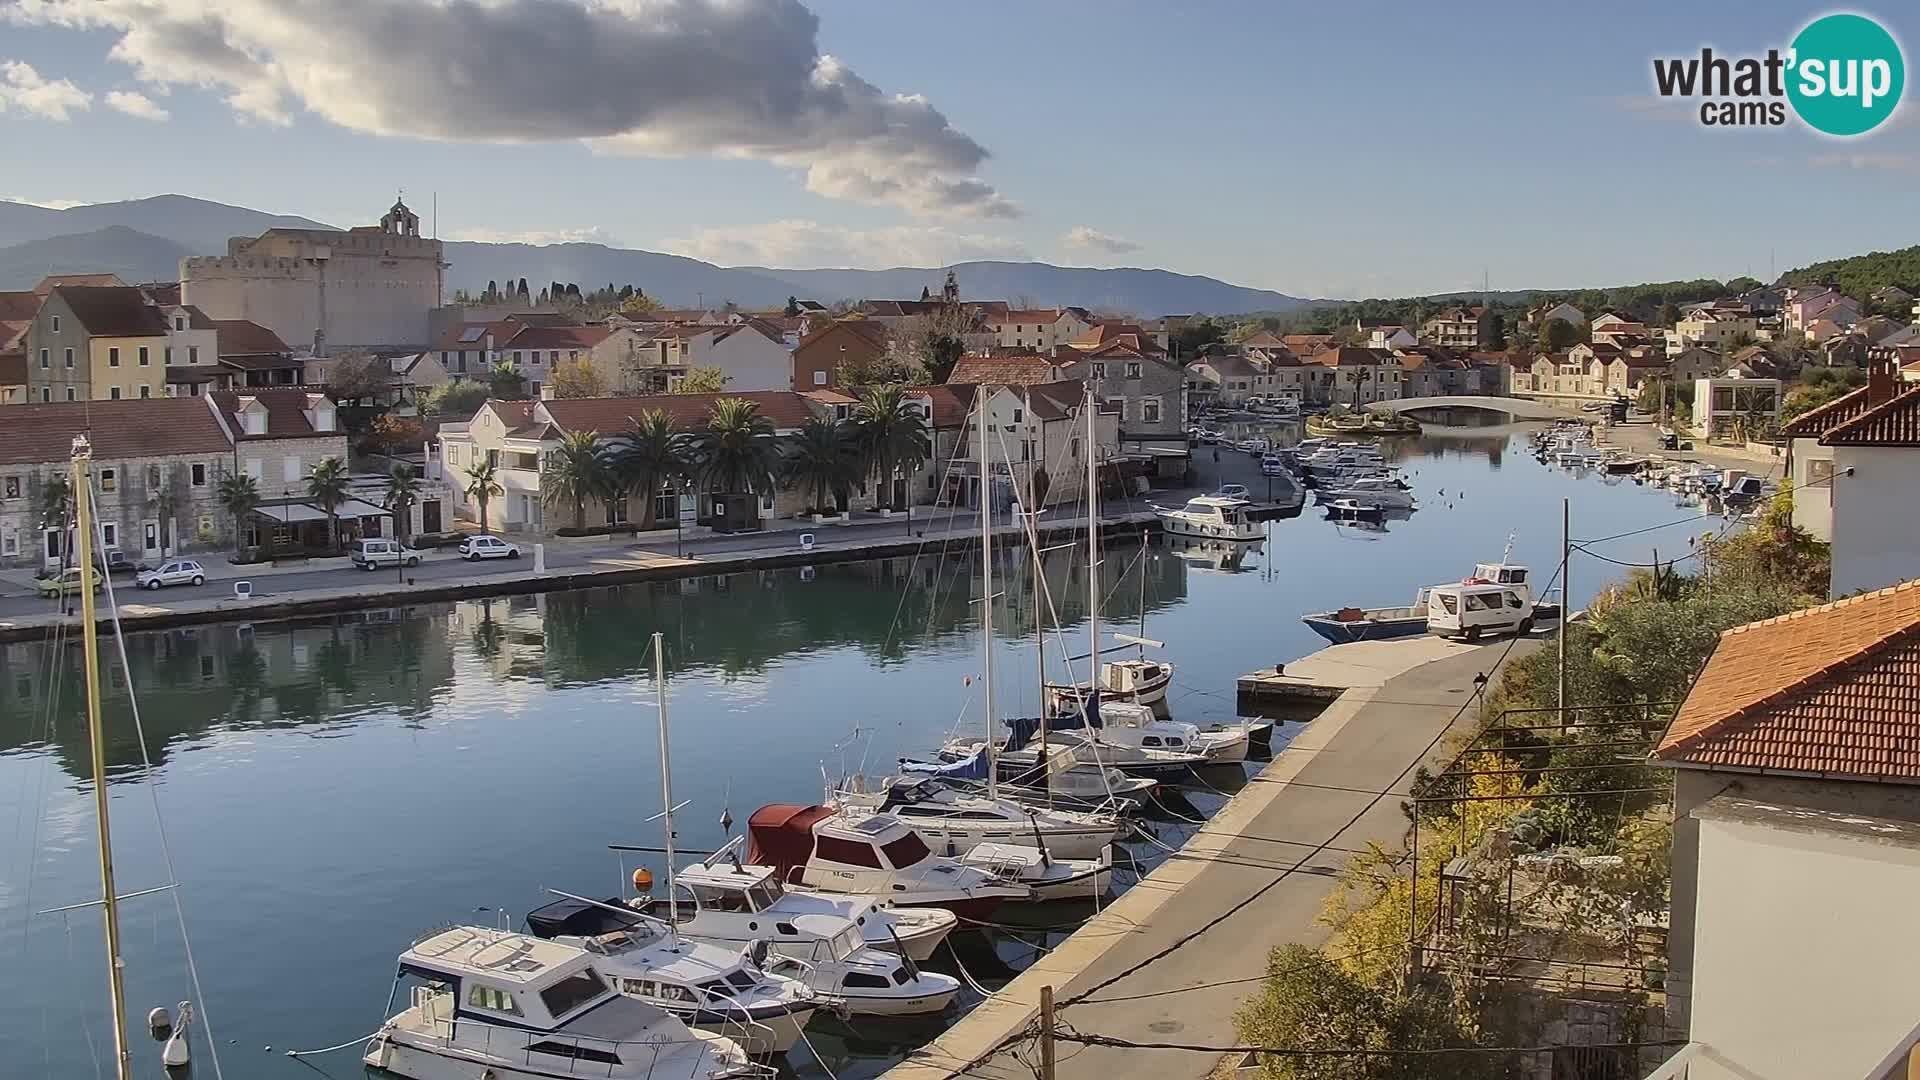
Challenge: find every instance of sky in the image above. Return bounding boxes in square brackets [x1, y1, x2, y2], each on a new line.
[2, 0, 1919, 299]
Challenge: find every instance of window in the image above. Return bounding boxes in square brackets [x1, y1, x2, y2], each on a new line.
[465, 984, 522, 1016]
[109, 386, 122, 400]
[1143, 399, 1161, 424]
[139, 385, 150, 399]
[1126, 362, 1141, 379]
[1091, 362, 1106, 379]
[245, 458, 262, 481]
[3, 476, 16, 500]
[191, 464, 207, 487]
[39, 348, 48, 368]
[1070, 437, 1081, 460]
[653, 490, 677, 525]
[843, 972, 891, 989]
[813, 369, 827, 386]
[99, 469, 117, 493]
[283, 456, 301, 482]
[879, 832, 931, 868]
[815, 835, 884, 868]
[528, 1041, 620, 1067]
[1, 529, 14, 557]
[538, 969, 609, 1018]
[547, 351, 558, 365]
[606, 499, 629, 525]
[512, 351, 523, 365]
[51, 315, 60, 332]
[138, 346, 150, 366]
[109, 347, 120, 367]
[100, 522, 118, 548]
[65, 348, 74, 368]
[41, 388, 50, 402]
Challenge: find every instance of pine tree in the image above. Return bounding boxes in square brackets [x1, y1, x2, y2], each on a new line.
[486, 279, 499, 303]
[517, 277, 530, 300]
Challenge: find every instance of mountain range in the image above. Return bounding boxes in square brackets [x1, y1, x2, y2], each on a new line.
[0, 195, 1316, 315]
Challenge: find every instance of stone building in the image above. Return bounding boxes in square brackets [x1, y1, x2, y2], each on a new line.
[182, 199, 445, 355]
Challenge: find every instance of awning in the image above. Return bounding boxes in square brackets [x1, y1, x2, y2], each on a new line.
[341, 498, 391, 519]
[253, 503, 328, 524]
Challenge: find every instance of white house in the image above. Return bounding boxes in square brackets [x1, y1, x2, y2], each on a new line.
[1781, 355, 1920, 597]
[1364, 324, 1417, 351]
[686, 319, 792, 392]
[1691, 374, 1780, 440]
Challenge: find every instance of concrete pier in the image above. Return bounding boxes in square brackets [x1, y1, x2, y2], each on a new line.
[885, 635, 1535, 1080]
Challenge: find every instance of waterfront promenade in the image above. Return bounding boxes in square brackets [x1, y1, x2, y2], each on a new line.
[888, 636, 1536, 1080]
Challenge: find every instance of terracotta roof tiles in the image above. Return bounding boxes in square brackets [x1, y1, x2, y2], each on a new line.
[948, 354, 1061, 386]
[1654, 580, 1920, 781]
[1820, 384, 1920, 446]
[0, 397, 231, 465]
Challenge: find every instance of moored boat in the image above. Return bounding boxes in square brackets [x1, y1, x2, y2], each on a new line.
[1301, 591, 1431, 643]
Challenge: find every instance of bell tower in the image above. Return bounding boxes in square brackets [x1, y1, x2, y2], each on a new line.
[381, 196, 420, 238]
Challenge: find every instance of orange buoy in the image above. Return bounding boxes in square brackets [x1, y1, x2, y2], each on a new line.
[632, 867, 654, 891]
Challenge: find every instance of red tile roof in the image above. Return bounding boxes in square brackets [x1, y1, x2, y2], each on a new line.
[542, 391, 820, 436]
[909, 383, 979, 429]
[35, 273, 126, 296]
[0, 397, 231, 465]
[211, 319, 292, 358]
[1819, 384, 1920, 447]
[211, 388, 345, 442]
[0, 290, 39, 321]
[1655, 580, 1920, 781]
[55, 286, 169, 337]
[1308, 346, 1394, 367]
[500, 324, 611, 351]
[948, 354, 1061, 386]
[0, 350, 25, 386]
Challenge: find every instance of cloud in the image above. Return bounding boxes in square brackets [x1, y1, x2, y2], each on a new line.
[448, 226, 622, 247]
[1062, 225, 1141, 255]
[0, 194, 89, 209]
[103, 88, 168, 120]
[0, 60, 90, 120]
[665, 219, 1029, 268]
[9, 0, 1015, 218]
[1807, 151, 1920, 174]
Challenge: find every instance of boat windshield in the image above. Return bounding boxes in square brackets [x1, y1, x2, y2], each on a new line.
[880, 832, 932, 868]
[832, 926, 864, 959]
[748, 881, 782, 909]
[539, 969, 610, 1019]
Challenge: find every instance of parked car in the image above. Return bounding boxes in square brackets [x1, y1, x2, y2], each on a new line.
[1213, 484, 1251, 500]
[136, 560, 207, 590]
[93, 550, 139, 576]
[350, 538, 423, 570]
[34, 566, 101, 597]
[457, 535, 520, 561]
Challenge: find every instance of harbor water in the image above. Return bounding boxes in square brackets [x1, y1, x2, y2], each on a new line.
[0, 423, 1726, 1078]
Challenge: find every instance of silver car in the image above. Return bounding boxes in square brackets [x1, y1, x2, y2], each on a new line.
[135, 559, 206, 590]
[457, 535, 520, 561]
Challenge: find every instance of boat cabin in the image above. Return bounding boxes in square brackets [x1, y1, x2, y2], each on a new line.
[523, 896, 796, 1017]
[747, 806, 935, 885]
[1467, 562, 1529, 589]
[391, 928, 631, 1047]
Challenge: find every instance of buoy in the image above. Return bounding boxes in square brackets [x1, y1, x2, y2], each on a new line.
[163, 1001, 192, 1066]
[147, 1006, 171, 1035]
[632, 867, 654, 891]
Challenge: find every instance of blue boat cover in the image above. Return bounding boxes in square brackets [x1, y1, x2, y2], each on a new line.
[1002, 690, 1102, 753]
[900, 749, 991, 781]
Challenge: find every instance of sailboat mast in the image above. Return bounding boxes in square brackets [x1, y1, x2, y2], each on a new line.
[74, 437, 132, 1080]
[977, 390, 998, 800]
[1027, 389, 1048, 779]
[1084, 384, 1100, 713]
[653, 631, 678, 937]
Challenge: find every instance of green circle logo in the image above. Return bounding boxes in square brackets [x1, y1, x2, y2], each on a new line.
[1788, 13, 1905, 136]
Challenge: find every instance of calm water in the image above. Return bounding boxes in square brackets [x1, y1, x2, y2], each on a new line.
[0, 426, 1707, 1078]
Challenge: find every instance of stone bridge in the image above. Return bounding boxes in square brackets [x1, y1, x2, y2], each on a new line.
[1369, 395, 1575, 420]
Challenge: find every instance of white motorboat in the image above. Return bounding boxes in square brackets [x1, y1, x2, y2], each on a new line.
[964, 842, 1114, 902]
[524, 896, 817, 1058]
[1044, 654, 1174, 713]
[1156, 495, 1262, 541]
[1095, 701, 1250, 764]
[1315, 476, 1415, 509]
[926, 743, 1158, 811]
[941, 711, 1209, 780]
[836, 772, 1126, 859]
[365, 927, 761, 1080]
[542, 871, 960, 1019]
[746, 805, 1030, 920]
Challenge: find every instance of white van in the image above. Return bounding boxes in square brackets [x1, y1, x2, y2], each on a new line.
[1426, 581, 1533, 640]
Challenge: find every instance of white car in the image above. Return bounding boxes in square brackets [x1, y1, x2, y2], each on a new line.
[457, 535, 520, 561]
[1214, 484, 1251, 500]
[135, 559, 206, 590]
[350, 538, 423, 570]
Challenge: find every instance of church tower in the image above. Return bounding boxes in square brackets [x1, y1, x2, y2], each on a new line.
[381, 197, 420, 237]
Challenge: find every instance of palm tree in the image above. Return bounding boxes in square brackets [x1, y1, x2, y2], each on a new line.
[217, 473, 260, 556]
[40, 474, 73, 570]
[609, 408, 687, 530]
[306, 456, 351, 552]
[542, 429, 611, 531]
[462, 458, 504, 533]
[688, 398, 780, 503]
[851, 384, 931, 511]
[384, 462, 421, 542]
[782, 416, 862, 514]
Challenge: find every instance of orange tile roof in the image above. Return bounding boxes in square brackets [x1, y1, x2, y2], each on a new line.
[0, 397, 231, 465]
[1654, 580, 1920, 781]
[1821, 384, 1920, 446]
[948, 354, 1061, 386]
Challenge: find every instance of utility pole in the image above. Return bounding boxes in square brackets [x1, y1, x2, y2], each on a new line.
[1558, 498, 1569, 727]
[1040, 984, 1058, 1080]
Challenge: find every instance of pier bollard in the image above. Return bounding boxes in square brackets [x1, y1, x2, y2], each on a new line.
[533, 543, 546, 574]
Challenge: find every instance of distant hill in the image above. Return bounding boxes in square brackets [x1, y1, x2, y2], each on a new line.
[442, 241, 809, 312]
[755, 261, 1316, 315]
[1780, 245, 1920, 302]
[0, 226, 192, 288]
[0, 195, 333, 253]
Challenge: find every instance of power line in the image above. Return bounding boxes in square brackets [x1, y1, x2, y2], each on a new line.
[1054, 1027, 1687, 1059]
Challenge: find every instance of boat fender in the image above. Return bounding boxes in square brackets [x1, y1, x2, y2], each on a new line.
[147, 1006, 171, 1035]
[632, 867, 654, 891]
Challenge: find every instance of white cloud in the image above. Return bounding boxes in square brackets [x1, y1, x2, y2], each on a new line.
[103, 88, 168, 121]
[1062, 225, 1141, 255]
[8, 0, 1015, 218]
[448, 226, 622, 247]
[0, 60, 90, 121]
[665, 219, 1028, 268]
[0, 194, 89, 209]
